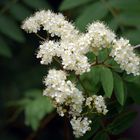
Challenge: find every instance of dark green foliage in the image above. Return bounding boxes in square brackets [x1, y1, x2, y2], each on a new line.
[100, 66, 113, 98]
[75, 1, 108, 31]
[93, 131, 109, 140]
[107, 111, 137, 135]
[113, 72, 125, 105]
[80, 66, 101, 93]
[0, 15, 25, 42]
[0, 37, 12, 57]
[60, 0, 92, 11]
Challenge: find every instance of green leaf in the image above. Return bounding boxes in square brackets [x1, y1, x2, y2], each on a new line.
[0, 15, 25, 43]
[107, 111, 137, 135]
[113, 73, 125, 105]
[117, 13, 140, 26]
[122, 29, 140, 45]
[75, 2, 108, 31]
[98, 48, 109, 62]
[93, 131, 109, 140]
[20, 89, 54, 130]
[123, 74, 140, 85]
[109, 0, 140, 11]
[60, 0, 91, 11]
[108, 19, 118, 31]
[80, 66, 101, 93]
[9, 3, 31, 21]
[25, 97, 53, 130]
[0, 37, 12, 57]
[100, 67, 113, 98]
[23, 0, 50, 9]
[126, 82, 140, 104]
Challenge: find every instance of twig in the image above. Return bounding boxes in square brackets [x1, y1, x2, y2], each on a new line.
[133, 44, 140, 49]
[35, 33, 46, 41]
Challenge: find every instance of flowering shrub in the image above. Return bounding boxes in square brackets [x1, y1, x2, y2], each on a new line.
[22, 10, 140, 138]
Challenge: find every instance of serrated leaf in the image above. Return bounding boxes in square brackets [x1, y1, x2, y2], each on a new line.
[75, 2, 108, 31]
[100, 67, 113, 98]
[0, 15, 25, 42]
[113, 73, 125, 105]
[107, 111, 137, 135]
[10, 3, 31, 21]
[25, 97, 53, 130]
[60, 0, 91, 11]
[0, 37, 12, 57]
[93, 131, 109, 140]
[20, 89, 53, 130]
[23, 0, 50, 9]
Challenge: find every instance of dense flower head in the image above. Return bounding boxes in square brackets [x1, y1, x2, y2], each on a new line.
[110, 38, 140, 76]
[87, 22, 116, 49]
[37, 40, 60, 65]
[70, 116, 92, 138]
[86, 95, 108, 115]
[43, 69, 85, 116]
[22, 10, 79, 41]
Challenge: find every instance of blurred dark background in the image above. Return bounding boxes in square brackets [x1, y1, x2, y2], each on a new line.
[0, 0, 140, 140]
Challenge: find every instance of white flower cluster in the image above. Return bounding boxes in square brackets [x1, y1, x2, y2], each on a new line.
[43, 69, 107, 137]
[37, 40, 90, 74]
[37, 41, 60, 64]
[22, 10, 140, 76]
[22, 10, 79, 41]
[78, 22, 116, 52]
[110, 38, 140, 76]
[43, 69, 85, 117]
[22, 9, 140, 138]
[86, 95, 108, 115]
[70, 117, 92, 138]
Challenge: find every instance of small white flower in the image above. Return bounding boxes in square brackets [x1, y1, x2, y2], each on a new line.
[43, 69, 85, 116]
[86, 95, 108, 115]
[37, 40, 60, 65]
[70, 116, 92, 138]
[22, 10, 79, 41]
[110, 38, 140, 76]
[78, 22, 116, 52]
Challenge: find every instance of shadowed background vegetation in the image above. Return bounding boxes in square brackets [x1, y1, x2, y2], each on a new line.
[0, 0, 140, 140]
